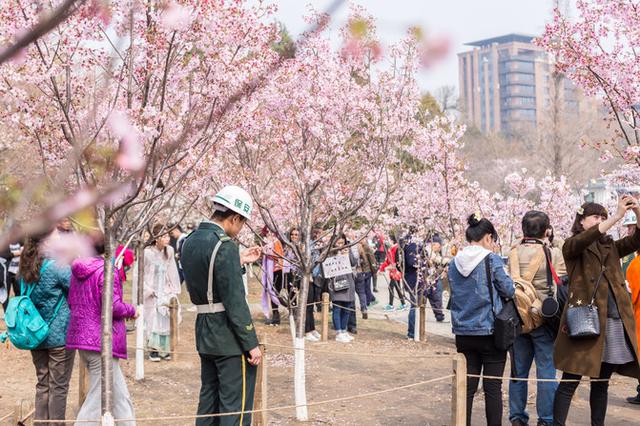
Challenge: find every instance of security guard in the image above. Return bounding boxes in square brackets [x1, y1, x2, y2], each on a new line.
[181, 185, 263, 426]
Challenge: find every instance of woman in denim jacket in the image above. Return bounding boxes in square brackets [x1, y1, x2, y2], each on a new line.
[448, 214, 515, 426]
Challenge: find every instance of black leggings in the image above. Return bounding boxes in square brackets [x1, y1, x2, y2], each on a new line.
[1, 272, 18, 313]
[271, 270, 284, 323]
[455, 335, 507, 426]
[553, 362, 616, 426]
[388, 279, 405, 306]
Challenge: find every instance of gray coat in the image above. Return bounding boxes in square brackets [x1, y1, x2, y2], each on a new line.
[328, 250, 356, 303]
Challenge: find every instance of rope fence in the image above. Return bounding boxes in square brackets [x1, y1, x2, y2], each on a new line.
[28, 374, 455, 424]
[466, 374, 614, 383]
[128, 343, 454, 359]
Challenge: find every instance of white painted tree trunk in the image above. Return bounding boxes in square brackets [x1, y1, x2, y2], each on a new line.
[293, 336, 308, 421]
[101, 412, 115, 426]
[135, 307, 144, 381]
[131, 257, 139, 305]
[414, 307, 420, 342]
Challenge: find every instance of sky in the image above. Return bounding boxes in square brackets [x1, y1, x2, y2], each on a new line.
[266, 0, 554, 95]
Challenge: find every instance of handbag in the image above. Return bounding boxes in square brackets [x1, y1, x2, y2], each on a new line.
[486, 257, 522, 351]
[565, 255, 607, 339]
[332, 277, 351, 292]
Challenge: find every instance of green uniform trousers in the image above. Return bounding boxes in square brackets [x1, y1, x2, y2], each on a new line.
[196, 353, 257, 426]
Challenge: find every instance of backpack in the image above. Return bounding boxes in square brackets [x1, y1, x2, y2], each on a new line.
[0, 260, 64, 350]
[508, 246, 545, 334]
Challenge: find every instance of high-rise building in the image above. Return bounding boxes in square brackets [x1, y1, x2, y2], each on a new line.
[458, 33, 593, 134]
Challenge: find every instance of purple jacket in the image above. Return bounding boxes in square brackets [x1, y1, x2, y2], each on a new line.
[66, 257, 136, 359]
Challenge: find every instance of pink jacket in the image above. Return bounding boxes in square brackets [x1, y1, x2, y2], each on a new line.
[66, 257, 136, 359]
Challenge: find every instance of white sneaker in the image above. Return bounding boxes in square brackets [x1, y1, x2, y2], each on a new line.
[311, 330, 321, 340]
[344, 332, 355, 341]
[305, 332, 320, 342]
[335, 332, 350, 343]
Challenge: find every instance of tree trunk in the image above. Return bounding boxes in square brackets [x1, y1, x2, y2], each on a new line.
[293, 274, 310, 421]
[135, 242, 145, 381]
[101, 217, 115, 417]
[291, 214, 313, 421]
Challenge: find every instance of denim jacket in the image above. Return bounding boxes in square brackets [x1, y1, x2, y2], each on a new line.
[448, 247, 515, 336]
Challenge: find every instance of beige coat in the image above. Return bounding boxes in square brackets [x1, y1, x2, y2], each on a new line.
[514, 241, 566, 301]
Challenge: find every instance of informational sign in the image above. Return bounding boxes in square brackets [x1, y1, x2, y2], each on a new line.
[321, 254, 352, 279]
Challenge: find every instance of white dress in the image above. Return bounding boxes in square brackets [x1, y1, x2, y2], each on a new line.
[143, 246, 181, 349]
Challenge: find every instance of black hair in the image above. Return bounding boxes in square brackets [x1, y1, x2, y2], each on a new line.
[465, 214, 498, 243]
[571, 202, 608, 236]
[89, 230, 105, 255]
[152, 223, 169, 260]
[212, 206, 243, 222]
[168, 223, 183, 233]
[522, 210, 550, 239]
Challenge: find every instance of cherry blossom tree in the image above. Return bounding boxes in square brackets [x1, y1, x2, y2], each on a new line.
[0, 0, 287, 419]
[538, 0, 640, 168]
[216, 10, 426, 419]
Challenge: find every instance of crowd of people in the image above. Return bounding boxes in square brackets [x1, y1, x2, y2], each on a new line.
[0, 219, 192, 425]
[447, 195, 640, 426]
[3, 185, 640, 426]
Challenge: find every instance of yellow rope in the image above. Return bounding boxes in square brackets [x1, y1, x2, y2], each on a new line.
[466, 374, 613, 383]
[130, 345, 453, 359]
[32, 374, 454, 423]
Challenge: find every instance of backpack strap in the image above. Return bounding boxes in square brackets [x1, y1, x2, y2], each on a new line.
[196, 236, 229, 314]
[509, 245, 545, 283]
[47, 295, 66, 326]
[22, 259, 54, 297]
[23, 259, 65, 325]
[522, 249, 545, 283]
[485, 256, 495, 317]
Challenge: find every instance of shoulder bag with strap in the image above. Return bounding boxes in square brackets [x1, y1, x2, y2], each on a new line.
[541, 246, 569, 335]
[195, 238, 229, 315]
[565, 253, 608, 339]
[486, 256, 522, 351]
[0, 260, 65, 350]
[509, 244, 546, 333]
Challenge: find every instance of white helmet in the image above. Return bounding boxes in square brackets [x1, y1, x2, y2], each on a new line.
[623, 211, 637, 226]
[212, 185, 253, 220]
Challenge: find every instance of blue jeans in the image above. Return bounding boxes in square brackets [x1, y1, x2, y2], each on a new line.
[363, 272, 375, 304]
[407, 307, 416, 338]
[509, 325, 557, 425]
[426, 280, 444, 321]
[332, 301, 351, 332]
[354, 273, 370, 312]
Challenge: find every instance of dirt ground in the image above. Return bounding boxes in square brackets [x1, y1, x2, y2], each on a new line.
[2, 279, 640, 425]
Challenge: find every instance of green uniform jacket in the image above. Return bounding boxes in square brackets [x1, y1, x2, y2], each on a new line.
[181, 221, 258, 356]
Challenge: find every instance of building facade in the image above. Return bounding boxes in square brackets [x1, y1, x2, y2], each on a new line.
[458, 33, 593, 134]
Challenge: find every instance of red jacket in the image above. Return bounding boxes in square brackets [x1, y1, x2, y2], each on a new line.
[379, 244, 401, 280]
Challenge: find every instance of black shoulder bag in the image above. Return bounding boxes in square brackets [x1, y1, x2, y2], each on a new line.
[486, 256, 522, 351]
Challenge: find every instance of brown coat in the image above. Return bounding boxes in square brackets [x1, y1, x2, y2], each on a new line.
[554, 225, 640, 378]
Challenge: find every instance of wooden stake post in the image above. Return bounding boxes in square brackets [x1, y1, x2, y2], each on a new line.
[78, 354, 90, 409]
[13, 400, 34, 426]
[253, 333, 269, 426]
[169, 297, 179, 361]
[321, 292, 330, 342]
[451, 353, 467, 426]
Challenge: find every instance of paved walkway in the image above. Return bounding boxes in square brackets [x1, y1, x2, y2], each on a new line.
[368, 272, 454, 339]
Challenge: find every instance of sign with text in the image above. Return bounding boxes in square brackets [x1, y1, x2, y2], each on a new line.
[321, 254, 352, 279]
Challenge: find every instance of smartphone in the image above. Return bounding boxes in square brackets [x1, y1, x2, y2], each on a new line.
[617, 189, 635, 206]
